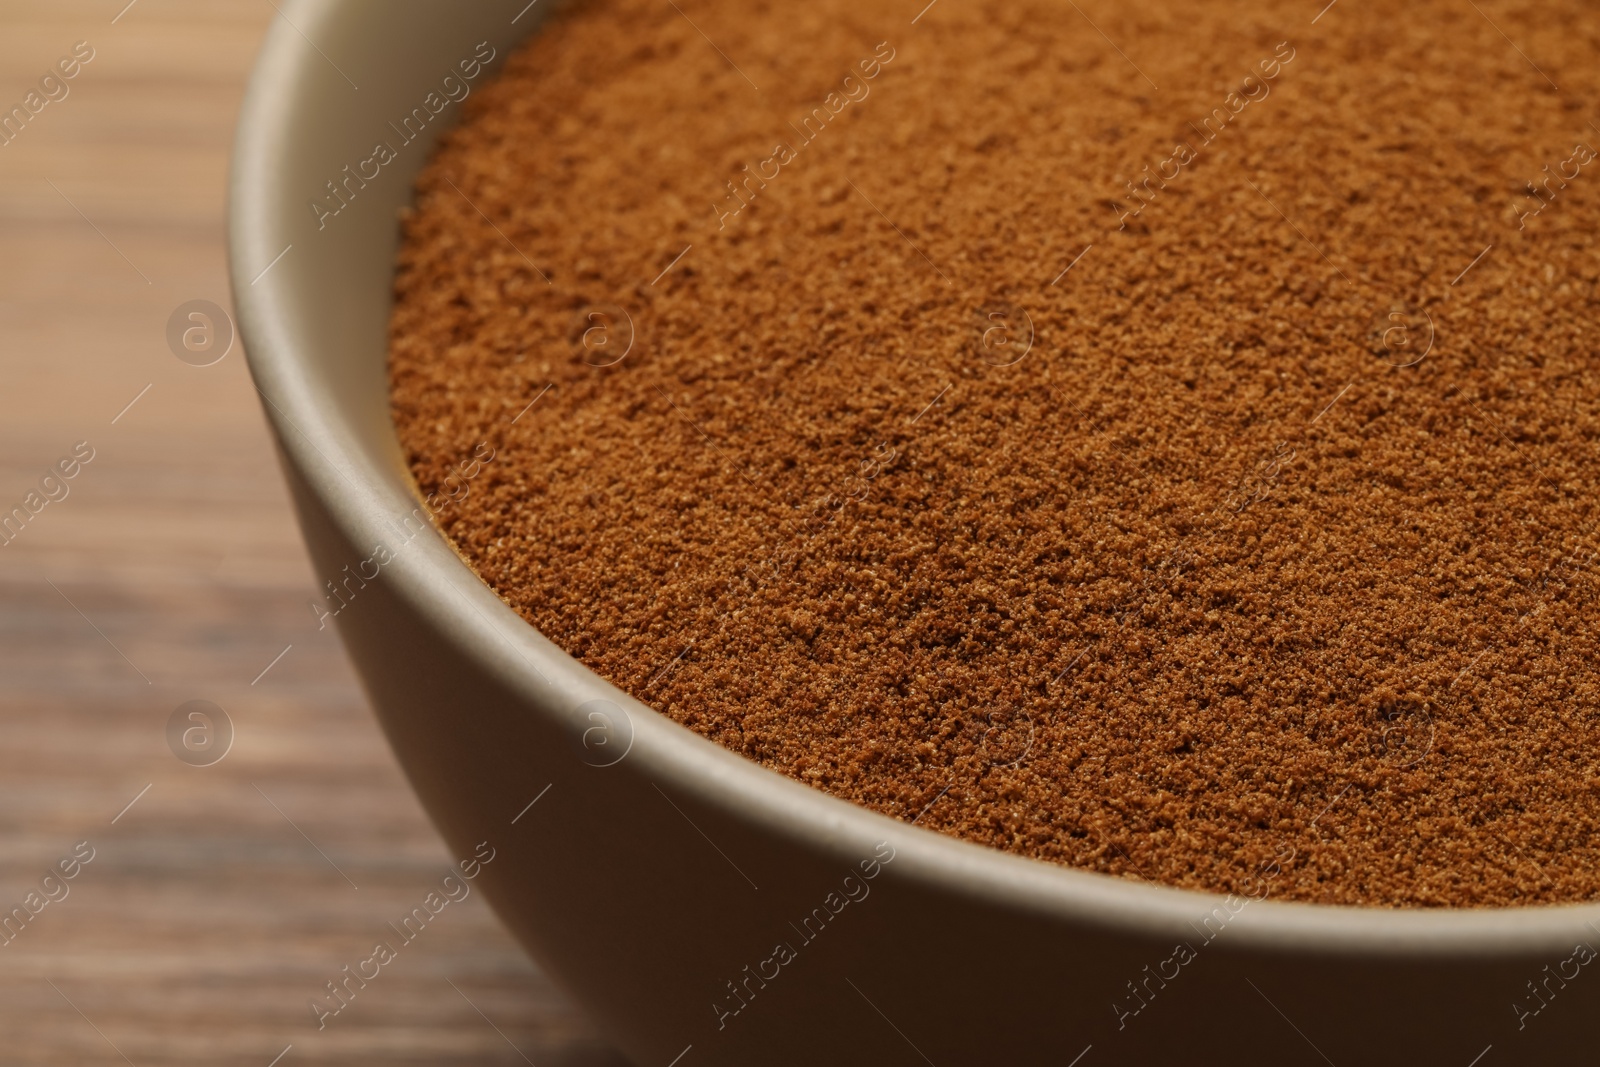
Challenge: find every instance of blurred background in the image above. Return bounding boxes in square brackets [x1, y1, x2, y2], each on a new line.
[0, 2, 623, 1063]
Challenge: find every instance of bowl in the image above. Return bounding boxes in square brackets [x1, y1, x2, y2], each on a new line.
[229, 2, 1600, 1062]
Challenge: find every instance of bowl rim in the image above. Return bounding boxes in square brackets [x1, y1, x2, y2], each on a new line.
[229, 0, 1600, 959]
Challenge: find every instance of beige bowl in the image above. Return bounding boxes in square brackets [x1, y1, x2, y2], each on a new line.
[230, 2, 1600, 1062]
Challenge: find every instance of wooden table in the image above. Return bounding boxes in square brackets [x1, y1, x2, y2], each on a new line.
[0, 3, 628, 1063]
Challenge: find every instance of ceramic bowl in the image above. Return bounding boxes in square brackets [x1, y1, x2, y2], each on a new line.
[230, 3, 1600, 1062]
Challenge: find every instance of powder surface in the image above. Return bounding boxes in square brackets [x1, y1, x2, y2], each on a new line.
[388, 0, 1600, 907]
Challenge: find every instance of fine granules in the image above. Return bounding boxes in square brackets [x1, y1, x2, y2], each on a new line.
[388, 0, 1600, 907]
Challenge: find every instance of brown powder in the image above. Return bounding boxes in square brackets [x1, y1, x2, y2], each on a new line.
[388, 0, 1600, 907]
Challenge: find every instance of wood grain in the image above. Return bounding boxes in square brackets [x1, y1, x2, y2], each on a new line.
[0, 3, 628, 1063]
